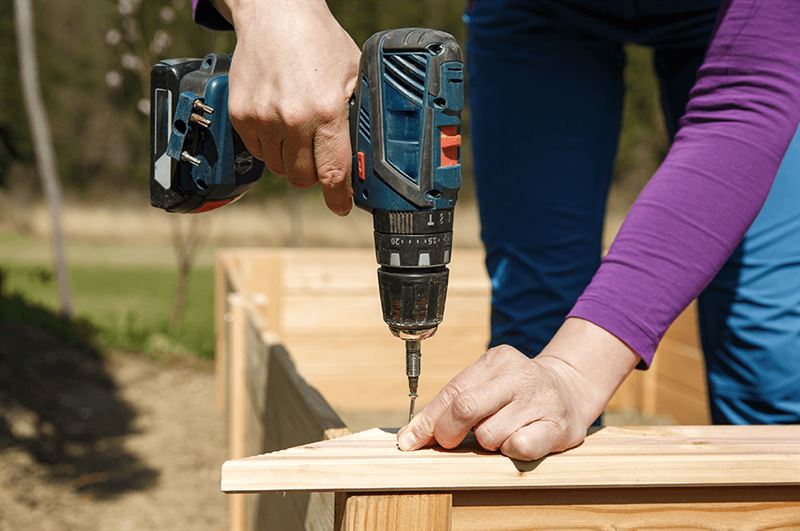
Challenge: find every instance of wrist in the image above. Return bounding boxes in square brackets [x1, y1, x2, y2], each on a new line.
[221, 0, 330, 30]
[538, 318, 640, 424]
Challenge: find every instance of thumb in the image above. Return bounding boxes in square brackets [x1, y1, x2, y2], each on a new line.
[313, 115, 353, 216]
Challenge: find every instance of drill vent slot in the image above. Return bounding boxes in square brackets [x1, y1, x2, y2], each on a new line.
[383, 53, 427, 104]
[358, 106, 371, 141]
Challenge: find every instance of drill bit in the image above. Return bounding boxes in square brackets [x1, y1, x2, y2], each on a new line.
[406, 339, 421, 422]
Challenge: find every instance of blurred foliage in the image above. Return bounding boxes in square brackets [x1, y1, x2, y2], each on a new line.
[2, 258, 214, 359]
[0, 267, 96, 347]
[0, 0, 665, 201]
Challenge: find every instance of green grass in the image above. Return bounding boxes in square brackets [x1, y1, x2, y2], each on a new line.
[1, 233, 215, 359]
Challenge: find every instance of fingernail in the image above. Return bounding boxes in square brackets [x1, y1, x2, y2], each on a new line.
[398, 431, 417, 451]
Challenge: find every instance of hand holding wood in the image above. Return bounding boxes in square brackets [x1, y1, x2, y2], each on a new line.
[397, 318, 642, 461]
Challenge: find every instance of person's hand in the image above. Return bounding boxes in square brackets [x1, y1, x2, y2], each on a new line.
[396, 318, 640, 461]
[218, 0, 360, 215]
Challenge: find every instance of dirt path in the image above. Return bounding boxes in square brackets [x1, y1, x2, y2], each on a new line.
[0, 353, 227, 531]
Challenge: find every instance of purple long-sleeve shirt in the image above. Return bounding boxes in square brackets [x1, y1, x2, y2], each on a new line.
[568, 0, 800, 364]
[194, 0, 800, 366]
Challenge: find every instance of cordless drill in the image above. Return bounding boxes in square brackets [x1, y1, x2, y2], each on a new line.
[149, 29, 464, 420]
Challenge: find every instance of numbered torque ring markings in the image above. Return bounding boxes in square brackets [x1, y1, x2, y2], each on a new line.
[374, 231, 453, 267]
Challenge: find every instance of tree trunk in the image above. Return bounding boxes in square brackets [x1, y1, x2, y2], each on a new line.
[169, 216, 207, 333]
[14, 0, 73, 318]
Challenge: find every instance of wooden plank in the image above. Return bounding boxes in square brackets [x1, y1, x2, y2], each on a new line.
[214, 252, 228, 414]
[664, 303, 701, 346]
[217, 248, 713, 422]
[657, 337, 708, 395]
[282, 248, 488, 295]
[242, 338, 349, 531]
[227, 294, 247, 531]
[221, 425, 800, 493]
[278, 333, 485, 412]
[607, 370, 643, 411]
[281, 294, 489, 336]
[263, 343, 350, 447]
[655, 378, 711, 425]
[335, 493, 452, 531]
[450, 486, 800, 530]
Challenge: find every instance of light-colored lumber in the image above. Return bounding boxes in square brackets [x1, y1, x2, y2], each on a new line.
[222, 425, 800, 493]
[214, 252, 227, 414]
[450, 487, 800, 530]
[227, 294, 247, 531]
[216, 248, 710, 419]
[335, 493, 452, 531]
[241, 317, 349, 531]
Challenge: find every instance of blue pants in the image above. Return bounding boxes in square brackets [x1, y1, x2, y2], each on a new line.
[466, 0, 800, 424]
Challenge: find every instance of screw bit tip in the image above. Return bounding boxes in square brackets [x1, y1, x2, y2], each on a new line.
[408, 394, 417, 422]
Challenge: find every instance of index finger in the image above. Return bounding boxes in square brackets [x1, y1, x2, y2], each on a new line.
[433, 378, 515, 449]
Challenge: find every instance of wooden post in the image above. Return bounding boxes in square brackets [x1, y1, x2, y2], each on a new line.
[14, 0, 73, 318]
[214, 252, 228, 414]
[227, 294, 247, 531]
[335, 493, 452, 531]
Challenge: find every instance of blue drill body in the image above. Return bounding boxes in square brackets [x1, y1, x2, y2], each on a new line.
[350, 42, 463, 213]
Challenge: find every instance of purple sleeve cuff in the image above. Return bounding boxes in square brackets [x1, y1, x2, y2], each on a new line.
[192, 0, 233, 31]
[568, 299, 655, 369]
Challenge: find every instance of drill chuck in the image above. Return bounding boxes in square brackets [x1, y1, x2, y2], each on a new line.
[373, 209, 454, 338]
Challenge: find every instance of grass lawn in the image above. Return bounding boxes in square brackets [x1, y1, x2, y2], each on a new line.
[1, 231, 215, 359]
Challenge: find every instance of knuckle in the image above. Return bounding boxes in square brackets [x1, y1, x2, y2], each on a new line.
[484, 344, 513, 364]
[474, 424, 501, 451]
[504, 433, 537, 461]
[317, 165, 347, 188]
[450, 393, 478, 422]
[435, 382, 464, 413]
[412, 416, 435, 439]
[228, 98, 257, 122]
[440, 382, 463, 404]
[316, 103, 342, 124]
[280, 106, 311, 128]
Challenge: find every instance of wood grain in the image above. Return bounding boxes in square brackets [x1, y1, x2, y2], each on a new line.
[335, 493, 452, 531]
[227, 295, 247, 531]
[221, 425, 800, 493]
[242, 332, 349, 531]
[216, 248, 710, 418]
[451, 486, 800, 530]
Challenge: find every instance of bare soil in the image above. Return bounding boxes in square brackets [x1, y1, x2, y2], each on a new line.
[0, 351, 227, 531]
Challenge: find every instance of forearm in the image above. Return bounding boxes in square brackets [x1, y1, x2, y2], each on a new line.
[570, 0, 800, 365]
[202, 0, 333, 29]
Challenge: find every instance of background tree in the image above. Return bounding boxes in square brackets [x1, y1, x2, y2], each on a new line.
[105, 0, 222, 333]
[13, 0, 73, 318]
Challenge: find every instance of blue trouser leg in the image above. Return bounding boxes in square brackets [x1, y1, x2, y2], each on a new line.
[649, 31, 800, 424]
[697, 127, 800, 424]
[468, 0, 798, 426]
[468, 3, 624, 358]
